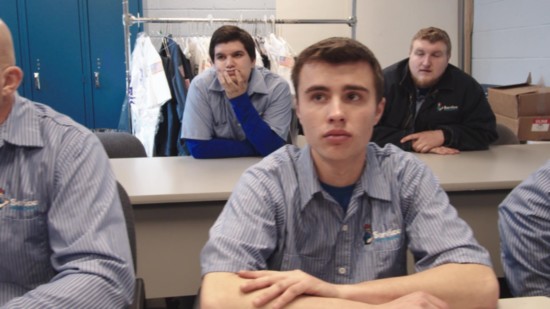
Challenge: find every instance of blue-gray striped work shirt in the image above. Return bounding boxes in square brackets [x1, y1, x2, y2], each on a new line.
[499, 159, 550, 297]
[181, 66, 292, 142]
[201, 143, 491, 283]
[0, 95, 134, 308]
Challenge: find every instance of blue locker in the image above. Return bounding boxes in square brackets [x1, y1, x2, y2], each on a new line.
[26, 0, 88, 124]
[0, 0, 142, 129]
[87, 0, 141, 129]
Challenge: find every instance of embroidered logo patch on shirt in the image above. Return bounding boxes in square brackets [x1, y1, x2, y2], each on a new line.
[0, 187, 38, 210]
[363, 225, 402, 245]
[373, 228, 402, 242]
[0, 187, 7, 209]
[363, 224, 374, 245]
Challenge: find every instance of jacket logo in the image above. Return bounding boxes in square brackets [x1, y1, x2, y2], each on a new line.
[437, 102, 458, 112]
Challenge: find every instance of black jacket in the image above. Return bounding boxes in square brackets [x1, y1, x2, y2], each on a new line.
[373, 58, 498, 151]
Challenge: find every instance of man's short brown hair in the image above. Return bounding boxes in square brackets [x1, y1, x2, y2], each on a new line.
[291, 37, 384, 103]
[410, 27, 452, 56]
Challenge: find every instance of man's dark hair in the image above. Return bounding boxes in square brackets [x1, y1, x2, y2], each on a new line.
[209, 25, 256, 62]
[291, 37, 384, 103]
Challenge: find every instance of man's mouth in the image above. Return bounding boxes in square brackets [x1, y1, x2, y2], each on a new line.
[323, 130, 352, 142]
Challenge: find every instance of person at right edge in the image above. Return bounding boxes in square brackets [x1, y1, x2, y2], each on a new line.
[373, 27, 498, 155]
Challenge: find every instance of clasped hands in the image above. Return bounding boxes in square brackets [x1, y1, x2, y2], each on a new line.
[400, 130, 459, 155]
[238, 269, 449, 309]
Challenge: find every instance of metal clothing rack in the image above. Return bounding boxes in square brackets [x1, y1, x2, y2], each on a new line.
[121, 0, 357, 129]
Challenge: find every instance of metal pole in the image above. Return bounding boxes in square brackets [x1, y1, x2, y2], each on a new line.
[122, 0, 132, 132]
[351, 0, 357, 39]
[128, 15, 356, 27]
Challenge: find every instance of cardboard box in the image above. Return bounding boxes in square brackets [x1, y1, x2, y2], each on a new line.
[488, 83, 550, 118]
[496, 114, 550, 141]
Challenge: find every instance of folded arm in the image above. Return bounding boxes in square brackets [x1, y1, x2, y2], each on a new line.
[201, 272, 450, 309]
[229, 93, 287, 156]
[232, 264, 496, 309]
[372, 125, 410, 150]
[433, 85, 497, 150]
[339, 263, 497, 309]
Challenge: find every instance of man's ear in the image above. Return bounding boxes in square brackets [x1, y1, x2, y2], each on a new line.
[374, 97, 386, 125]
[2, 66, 23, 96]
[294, 98, 301, 119]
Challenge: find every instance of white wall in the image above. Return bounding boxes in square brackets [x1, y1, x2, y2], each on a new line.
[357, 0, 459, 68]
[275, 0, 352, 55]
[142, 0, 275, 36]
[141, 0, 550, 88]
[471, 0, 550, 86]
[276, 0, 460, 68]
[143, 0, 460, 69]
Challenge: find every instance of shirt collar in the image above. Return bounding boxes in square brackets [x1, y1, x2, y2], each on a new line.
[297, 145, 322, 210]
[363, 144, 392, 201]
[297, 143, 392, 211]
[208, 67, 269, 96]
[1, 93, 44, 148]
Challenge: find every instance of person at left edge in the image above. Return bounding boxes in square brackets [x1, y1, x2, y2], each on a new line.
[0, 19, 134, 308]
[180, 25, 293, 158]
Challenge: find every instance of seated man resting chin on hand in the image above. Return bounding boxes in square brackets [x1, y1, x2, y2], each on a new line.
[180, 25, 292, 159]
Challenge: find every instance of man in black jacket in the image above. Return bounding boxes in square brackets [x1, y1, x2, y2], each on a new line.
[373, 27, 497, 154]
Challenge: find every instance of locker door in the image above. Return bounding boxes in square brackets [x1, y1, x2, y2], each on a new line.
[86, 0, 141, 129]
[25, 0, 87, 125]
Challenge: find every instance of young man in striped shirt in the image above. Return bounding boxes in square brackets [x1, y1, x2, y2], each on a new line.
[200, 37, 498, 309]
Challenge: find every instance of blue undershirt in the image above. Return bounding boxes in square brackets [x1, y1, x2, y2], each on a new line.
[320, 182, 356, 213]
[185, 93, 286, 158]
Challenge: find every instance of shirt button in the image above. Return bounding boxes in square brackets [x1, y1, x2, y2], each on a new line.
[338, 267, 346, 275]
[342, 225, 348, 232]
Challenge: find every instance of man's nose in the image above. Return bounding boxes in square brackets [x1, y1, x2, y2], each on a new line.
[421, 55, 431, 66]
[225, 56, 235, 66]
[328, 99, 345, 123]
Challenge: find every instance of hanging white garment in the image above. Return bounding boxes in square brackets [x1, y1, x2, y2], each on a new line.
[198, 37, 213, 74]
[263, 33, 296, 94]
[129, 32, 172, 157]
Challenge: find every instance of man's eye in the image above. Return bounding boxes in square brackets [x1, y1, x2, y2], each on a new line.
[311, 94, 326, 102]
[347, 93, 361, 101]
[216, 55, 225, 61]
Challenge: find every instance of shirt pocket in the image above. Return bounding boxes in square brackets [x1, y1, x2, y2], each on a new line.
[1, 202, 42, 220]
[211, 99, 234, 139]
[0, 204, 51, 283]
[358, 228, 407, 274]
[372, 233, 407, 277]
[280, 253, 332, 281]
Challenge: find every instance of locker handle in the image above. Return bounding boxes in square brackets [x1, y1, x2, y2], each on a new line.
[33, 72, 41, 90]
[94, 71, 101, 88]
